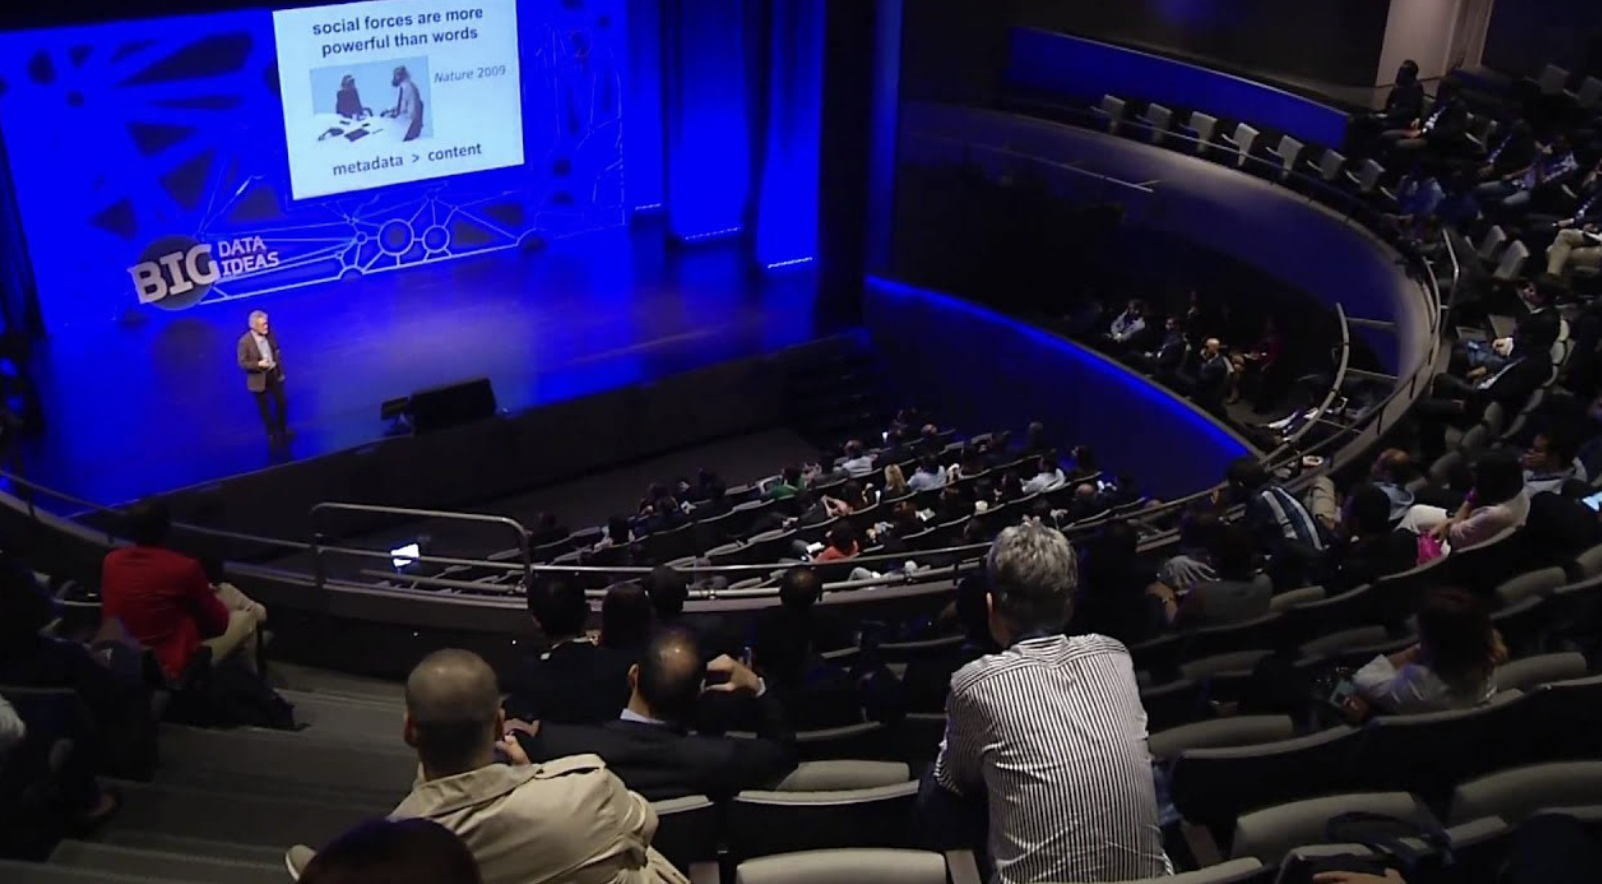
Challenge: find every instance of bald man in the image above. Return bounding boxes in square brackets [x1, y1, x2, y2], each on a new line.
[518, 628, 797, 801]
[390, 650, 687, 884]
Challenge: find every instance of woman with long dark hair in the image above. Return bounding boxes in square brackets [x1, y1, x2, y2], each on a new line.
[1353, 587, 1505, 714]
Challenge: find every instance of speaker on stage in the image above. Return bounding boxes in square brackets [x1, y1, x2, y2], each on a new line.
[405, 377, 498, 434]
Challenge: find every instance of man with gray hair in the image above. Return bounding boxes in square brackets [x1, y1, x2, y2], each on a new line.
[236, 310, 288, 447]
[926, 522, 1168, 883]
[381, 649, 688, 884]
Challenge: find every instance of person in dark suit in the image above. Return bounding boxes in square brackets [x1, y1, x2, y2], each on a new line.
[503, 576, 632, 724]
[1416, 355, 1550, 459]
[518, 628, 797, 801]
[236, 310, 288, 446]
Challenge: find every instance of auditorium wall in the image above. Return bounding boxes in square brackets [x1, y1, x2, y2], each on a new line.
[899, 0, 1396, 103]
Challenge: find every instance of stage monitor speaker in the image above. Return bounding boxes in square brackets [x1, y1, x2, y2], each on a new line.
[407, 377, 498, 434]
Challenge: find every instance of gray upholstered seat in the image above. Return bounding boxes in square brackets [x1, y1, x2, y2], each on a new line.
[777, 760, 910, 792]
[1449, 762, 1602, 825]
[1231, 792, 1437, 865]
[735, 849, 946, 884]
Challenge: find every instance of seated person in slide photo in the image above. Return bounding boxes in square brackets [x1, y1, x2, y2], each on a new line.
[335, 74, 367, 119]
[382, 66, 425, 142]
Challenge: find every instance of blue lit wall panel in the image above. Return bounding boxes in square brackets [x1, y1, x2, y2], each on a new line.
[1006, 28, 1350, 148]
[865, 277, 1250, 498]
[753, 0, 823, 268]
[663, 0, 749, 241]
[0, 0, 626, 333]
[624, 0, 665, 212]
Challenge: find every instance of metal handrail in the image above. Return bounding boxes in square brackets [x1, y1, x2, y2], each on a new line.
[310, 501, 533, 593]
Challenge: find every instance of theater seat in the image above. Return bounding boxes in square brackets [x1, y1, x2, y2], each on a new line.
[734, 849, 946, 884]
[1148, 715, 1295, 763]
[1231, 791, 1437, 866]
[777, 760, 909, 791]
[1350, 691, 1527, 806]
[1449, 762, 1602, 825]
[1170, 726, 1362, 842]
[652, 795, 720, 884]
[1493, 652, 1588, 693]
[727, 782, 918, 861]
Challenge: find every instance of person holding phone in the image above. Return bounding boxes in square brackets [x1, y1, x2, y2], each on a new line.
[1346, 587, 1505, 718]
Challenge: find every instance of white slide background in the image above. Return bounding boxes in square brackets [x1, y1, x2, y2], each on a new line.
[273, 0, 524, 199]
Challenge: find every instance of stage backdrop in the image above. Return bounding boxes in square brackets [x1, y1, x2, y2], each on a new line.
[0, 0, 626, 332]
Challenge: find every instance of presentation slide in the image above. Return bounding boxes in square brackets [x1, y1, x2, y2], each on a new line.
[273, 0, 526, 199]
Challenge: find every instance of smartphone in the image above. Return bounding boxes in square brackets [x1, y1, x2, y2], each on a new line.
[1584, 490, 1602, 513]
[1327, 679, 1357, 706]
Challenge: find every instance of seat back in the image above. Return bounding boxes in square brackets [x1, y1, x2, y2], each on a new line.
[734, 848, 947, 884]
[651, 795, 720, 872]
[1182, 612, 1285, 660]
[1189, 112, 1218, 151]
[1231, 791, 1437, 865]
[1273, 135, 1304, 175]
[795, 722, 891, 761]
[1449, 762, 1602, 825]
[727, 782, 918, 861]
[776, 761, 910, 792]
[1538, 63, 1570, 95]
[1148, 715, 1296, 762]
[1270, 585, 1326, 612]
[1478, 225, 1507, 261]
[1493, 653, 1588, 693]
[1230, 123, 1260, 165]
[1280, 585, 1376, 648]
[1495, 566, 1570, 607]
[1355, 159, 1384, 193]
[1578, 76, 1602, 108]
[1170, 726, 1363, 837]
[1143, 102, 1172, 143]
[1099, 94, 1127, 133]
[1351, 692, 1528, 805]
[1139, 678, 1206, 733]
[1523, 674, 1602, 761]
[1495, 241, 1530, 281]
[1317, 149, 1346, 182]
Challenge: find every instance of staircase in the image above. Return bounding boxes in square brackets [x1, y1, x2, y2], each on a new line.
[5, 669, 412, 883]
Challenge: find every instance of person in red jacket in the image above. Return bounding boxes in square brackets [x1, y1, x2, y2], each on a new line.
[101, 501, 266, 680]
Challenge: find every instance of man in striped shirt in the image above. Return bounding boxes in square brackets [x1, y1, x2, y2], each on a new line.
[930, 522, 1169, 883]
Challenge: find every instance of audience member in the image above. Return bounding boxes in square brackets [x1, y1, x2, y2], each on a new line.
[1371, 60, 1425, 133]
[504, 576, 632, 724]
[1071, 521, 1164, 645]
[1474, 134, 1578, 216]
[881, 463, 910, 499]
[0, 694, 20, 754]
[596, 516, 635, 551]
[1523, 431, 1584, 495]
[924, 522, 1168, 883]
[909, 455, 948, 492]
[1400, 450, 1530, 551]
[1547, 219, 1602, 278]
[840, 440, 876, 477]
[297, 818, 481, 884]
[1107, 299, 1147, 346]
[1022, 454, 1066, 495]
[1159, 509, 1224, 590]
[102, 500, 266, 680]
[520, 629, 798, 800]
[1323, 484, 1421, 594]
[816, 525, 860, 562]
[1223, 457, 1325, 559]
[767, 465, 805, 501]
[1169, 524, 1271, 628]
[748, 567, 868, 729]
[1349, 588, 1504, 715]
[642, 566, 738, 659]
[394, 650, 686, 884]
[599, 583, 654, 653]
[822, 480, 869, 517]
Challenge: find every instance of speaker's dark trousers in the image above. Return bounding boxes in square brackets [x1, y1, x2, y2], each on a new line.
[255, 371, 288, 438]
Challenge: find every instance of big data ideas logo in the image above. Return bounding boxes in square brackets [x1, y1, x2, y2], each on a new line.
[127, 235, 282, 310]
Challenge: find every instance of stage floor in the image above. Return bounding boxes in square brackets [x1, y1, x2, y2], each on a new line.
[22, 223, 827, 505]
